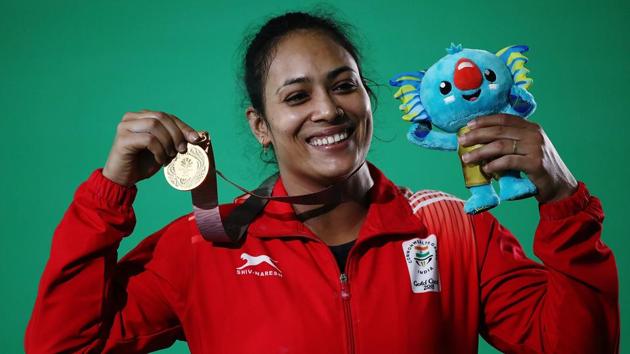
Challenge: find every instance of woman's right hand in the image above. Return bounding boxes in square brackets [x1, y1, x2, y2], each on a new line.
[103, 110, 202, 187]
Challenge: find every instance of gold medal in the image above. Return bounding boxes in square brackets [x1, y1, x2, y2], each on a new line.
[164, 140, 209, 191]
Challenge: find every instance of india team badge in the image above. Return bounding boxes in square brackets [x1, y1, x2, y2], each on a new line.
[402, 234, 440, 293]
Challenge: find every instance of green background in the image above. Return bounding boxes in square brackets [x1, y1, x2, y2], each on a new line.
[1, 0, 628, 352]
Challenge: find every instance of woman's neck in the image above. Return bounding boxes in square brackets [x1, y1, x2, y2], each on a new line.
[302, 200, 368, 246]
[280, 163, 373, 246]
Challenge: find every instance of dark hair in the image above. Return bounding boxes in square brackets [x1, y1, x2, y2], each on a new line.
[243, 11, 377, 116]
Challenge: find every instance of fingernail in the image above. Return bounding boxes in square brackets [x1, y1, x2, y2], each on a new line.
[178, 142, 187, 152]
[467, 120, 476, 127]
[189, 132, 201, 142]
[462, 153, 470, 163]
[458, 136, 465, 144]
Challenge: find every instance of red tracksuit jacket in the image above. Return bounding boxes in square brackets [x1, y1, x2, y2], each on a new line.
[25, 165, 619, 353]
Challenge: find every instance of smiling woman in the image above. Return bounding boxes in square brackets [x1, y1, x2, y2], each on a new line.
[24, 10, 619, 354]
[247, 30, 373, 193]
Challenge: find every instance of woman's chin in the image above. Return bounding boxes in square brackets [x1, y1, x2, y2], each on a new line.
[309, 155, 363, 183]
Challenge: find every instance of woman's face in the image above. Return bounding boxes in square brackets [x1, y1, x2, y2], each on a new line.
[249, 30, 373, 187]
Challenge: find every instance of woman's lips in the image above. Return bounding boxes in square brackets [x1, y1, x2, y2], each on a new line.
[306, 127, 354, 148]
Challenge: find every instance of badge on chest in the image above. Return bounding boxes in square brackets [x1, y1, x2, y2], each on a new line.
[402, 235, 441, 293]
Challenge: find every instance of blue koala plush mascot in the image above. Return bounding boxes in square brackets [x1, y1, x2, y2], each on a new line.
[390, 44, 538, 214]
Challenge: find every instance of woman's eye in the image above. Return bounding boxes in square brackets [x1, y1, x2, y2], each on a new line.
[285, 92, 308, 104]
[334, 81, 357, 93]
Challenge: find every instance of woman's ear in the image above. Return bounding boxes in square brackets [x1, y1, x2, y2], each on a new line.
[246, 106, 271, 146]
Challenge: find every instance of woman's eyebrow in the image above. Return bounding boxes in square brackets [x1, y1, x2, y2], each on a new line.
[276, 76, 311, 94]
[327, 66, 356, 80]
[275, 66, 356, 94]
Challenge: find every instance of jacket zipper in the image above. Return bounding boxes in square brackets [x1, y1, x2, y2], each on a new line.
[339, 272, 355, 354]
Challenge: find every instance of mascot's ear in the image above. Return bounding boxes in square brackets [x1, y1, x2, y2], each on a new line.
[496, 45, 533, 90]
[389, 71, 431, 123]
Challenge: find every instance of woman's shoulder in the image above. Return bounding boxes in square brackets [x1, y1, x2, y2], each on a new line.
[398, 186, 482, 240]
[399, 187, 464, 211]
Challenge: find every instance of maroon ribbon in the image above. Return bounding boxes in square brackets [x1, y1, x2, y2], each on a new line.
[190, 137, 372, 243]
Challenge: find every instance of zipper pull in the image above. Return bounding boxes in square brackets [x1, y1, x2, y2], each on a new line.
[340, 273, 351, 300]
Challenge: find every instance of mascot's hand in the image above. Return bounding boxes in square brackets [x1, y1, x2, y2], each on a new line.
[407, 122, 458, 151]
[508, 86, 536, 118]
[457, 114, 577, 203]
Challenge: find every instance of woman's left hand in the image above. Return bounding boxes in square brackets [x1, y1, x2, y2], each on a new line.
[458, 114, 578, 204]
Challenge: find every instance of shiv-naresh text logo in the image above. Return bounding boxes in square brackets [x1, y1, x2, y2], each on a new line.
[235, 253, 283, 278]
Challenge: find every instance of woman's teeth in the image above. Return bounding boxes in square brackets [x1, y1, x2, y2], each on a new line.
[309, 131, 349, 147]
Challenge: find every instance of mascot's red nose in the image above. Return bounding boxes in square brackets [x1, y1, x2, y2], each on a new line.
[453, 58, 482, 90]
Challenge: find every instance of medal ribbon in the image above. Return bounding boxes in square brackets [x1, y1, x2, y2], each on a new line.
[190, 135, 373, 243]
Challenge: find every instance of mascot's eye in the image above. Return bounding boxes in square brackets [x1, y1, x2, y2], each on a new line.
[439, 81, 452, 95]
[484, 69, 496, 82]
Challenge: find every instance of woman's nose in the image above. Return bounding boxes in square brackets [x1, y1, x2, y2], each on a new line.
[310, 92, 340, 122]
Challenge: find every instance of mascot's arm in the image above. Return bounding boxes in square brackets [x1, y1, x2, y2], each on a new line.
[504, 85, 537, 118]
[390, 72, 457, 151]
[407, 121, 458, 151]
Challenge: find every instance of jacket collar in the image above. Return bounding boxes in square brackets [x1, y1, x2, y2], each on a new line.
[247, 162, 426, 244]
